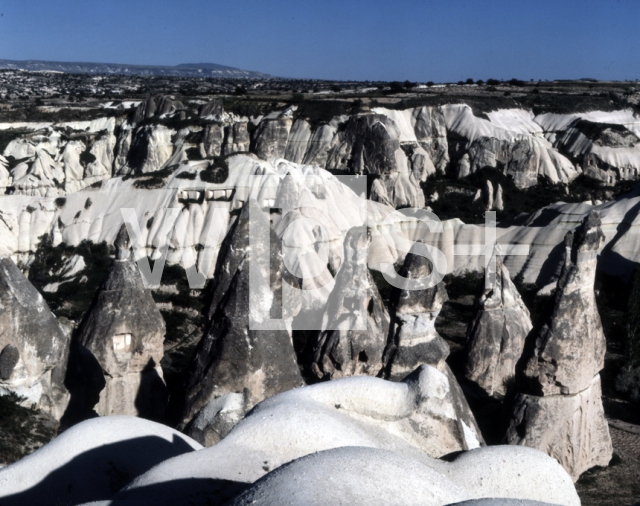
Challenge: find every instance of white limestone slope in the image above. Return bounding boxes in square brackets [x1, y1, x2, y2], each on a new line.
[4, 152, 640, 294]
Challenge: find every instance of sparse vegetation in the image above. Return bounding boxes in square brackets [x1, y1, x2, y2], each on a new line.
[0, 392, 57, 465]
[199, 157, 229, 184]
[29, 234, 114, 321]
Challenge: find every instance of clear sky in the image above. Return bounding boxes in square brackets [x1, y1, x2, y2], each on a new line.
[1, 0, 638, 82]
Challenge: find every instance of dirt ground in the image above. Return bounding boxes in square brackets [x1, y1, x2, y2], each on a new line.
[575, 423, 640, 506]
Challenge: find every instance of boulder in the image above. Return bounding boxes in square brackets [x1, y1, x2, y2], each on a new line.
[230, 447, 470, 506]
[107, 377, 576, 505]
[0, 256, 70, 418]
[464, 252, 532, 396]
[312, 226, 390, 379]
[74, 225, 168, 419]
[181, 199, 303, 438]
[383, 240, 450, 379]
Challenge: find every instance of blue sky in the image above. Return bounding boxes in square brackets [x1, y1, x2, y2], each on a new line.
[1, 0, 638, 82]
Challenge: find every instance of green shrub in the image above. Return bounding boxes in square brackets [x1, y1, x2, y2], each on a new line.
[0, 392, 56, 464]
[443, 270, 485, 300]
[29, 234, 114, 321]
[79, 150, 96, 166]
[175, 171, 196, 180]
[199, 157, 229, 184]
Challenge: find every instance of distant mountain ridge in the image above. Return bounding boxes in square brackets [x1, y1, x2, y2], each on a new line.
[0, 59, 271, 78]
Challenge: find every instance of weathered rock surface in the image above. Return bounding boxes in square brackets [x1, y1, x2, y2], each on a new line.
[101, 376, 575, 506]
[521, 212, 606, 395]
[197, 99, 224, 120]
[132, 96, 185, 125]
[230, 447, 470, 506]
[200, 123, 224, 158]
[507, 211, 612, 481]
[74, 225, 168, 419]
[341, 114, 426, 209]
[223, 121, 250, 155]
[181, 199, 304, 437]
[116, 124, 175, 175]
[0, 416, 201, 506]
[0, 256, 70, 418]
[506, 375, 612, 482]
[383, 240, 450, 379]
[465, 252, 532, 396]
[312, 226, 390, 379]
[254, 117, 292, 160]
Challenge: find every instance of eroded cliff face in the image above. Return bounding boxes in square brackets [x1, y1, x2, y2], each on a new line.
[506, 211, 612, 481]
[12, 98, 640, 206]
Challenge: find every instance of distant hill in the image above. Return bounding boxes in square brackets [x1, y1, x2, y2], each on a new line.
[0, 59, 271, 79]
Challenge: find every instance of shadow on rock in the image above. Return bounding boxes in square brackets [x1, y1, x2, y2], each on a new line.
[0, 435, 195, 506]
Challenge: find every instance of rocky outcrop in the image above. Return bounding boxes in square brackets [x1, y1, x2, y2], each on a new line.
[379, 241, 484, 449]
[521, 212, 606, 395]
[506, 211, 612, 481]
[382, 241, 449, 380]
[312, 226, 390, 379]
[181, 199, 303, 441]
[223, 122, 250, 155]
[411, 106, 449, 174]
[198, 99, 224, 120]
[11, 150, 65, 197]
[74, 225, 168, 419]
[464, 252, 532, 396]
[116, 124, 175, 175]
[0, 256, 70, 418]
[201, 123, 224, 158]
[254, 118, 292, 160]
[494, 183, 504, 210]
[442, 105, 578, 188]
[340, 114, 425, 208]
[284, 119, 312, 163]
[132, 96, 185, 125]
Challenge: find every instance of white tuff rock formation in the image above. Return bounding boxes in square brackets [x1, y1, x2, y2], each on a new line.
[506, 211, 613, 481]
[73, 225, 168, 419]
[464, 251, 533, 396]
[0, 256, 70, 419]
